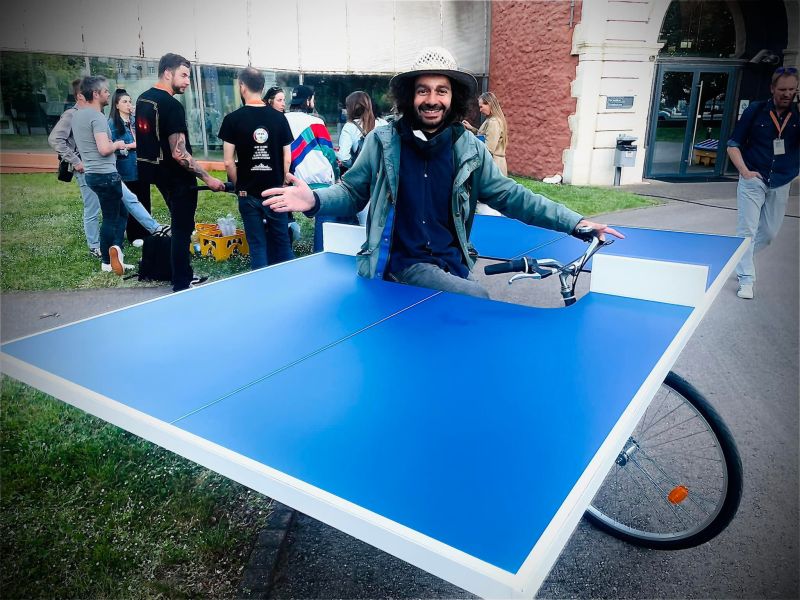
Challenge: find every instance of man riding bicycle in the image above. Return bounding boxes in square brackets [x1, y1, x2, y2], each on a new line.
[263, 46, 622, 298]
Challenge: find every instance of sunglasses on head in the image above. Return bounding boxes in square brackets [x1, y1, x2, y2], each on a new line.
[774, 66, 798, 75]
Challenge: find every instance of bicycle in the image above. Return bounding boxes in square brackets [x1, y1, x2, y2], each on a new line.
[484, 227, 743, 550]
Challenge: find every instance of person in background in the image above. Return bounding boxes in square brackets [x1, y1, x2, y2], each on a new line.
[107, 88, 169, 246]
[265, 85, 301, 242]
[71, 76, 131, 275]
[48, 78, 103, 259]
[219, 67, 294, 269]
[136, 53, 225, 292]
[265, 86, 286, 112]
[262, 46, 621, 299]
[727, 66, 799, 300]
[462, 91, 509, 216]
[285, 84, 349, 252]
[336, 91, 388, 225]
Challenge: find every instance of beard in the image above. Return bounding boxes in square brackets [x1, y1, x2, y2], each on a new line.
[411, 102, 453, 132]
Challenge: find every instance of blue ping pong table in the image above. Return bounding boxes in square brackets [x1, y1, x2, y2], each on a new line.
[0, 215, 747, 598]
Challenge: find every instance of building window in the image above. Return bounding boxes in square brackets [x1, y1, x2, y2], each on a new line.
[659, 0, 736, 58]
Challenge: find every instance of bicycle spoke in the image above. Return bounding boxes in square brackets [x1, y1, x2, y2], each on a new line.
[640, 412, 703, 443]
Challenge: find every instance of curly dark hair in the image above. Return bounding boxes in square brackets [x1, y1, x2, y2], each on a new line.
[390, 74, 472, 128]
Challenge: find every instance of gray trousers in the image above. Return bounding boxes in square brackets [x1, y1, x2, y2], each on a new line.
[393, 262, 490, 299]
[735, 175, 790, 285]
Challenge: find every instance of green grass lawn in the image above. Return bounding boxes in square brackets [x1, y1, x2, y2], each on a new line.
[1, 377, 272, 598]
[0, 172, 314, 291]
[0, 170, 655, 598]
[0, 171, 654, 292]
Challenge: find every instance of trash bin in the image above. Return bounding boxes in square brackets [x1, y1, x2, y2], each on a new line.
[613, 134, 637, 185]
[614, 134, 638, 167]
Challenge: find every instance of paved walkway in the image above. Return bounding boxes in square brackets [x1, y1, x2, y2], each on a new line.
[2, 180, 797, 599]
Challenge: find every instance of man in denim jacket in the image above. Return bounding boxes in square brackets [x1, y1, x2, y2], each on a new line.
[263, 47, 621, 298]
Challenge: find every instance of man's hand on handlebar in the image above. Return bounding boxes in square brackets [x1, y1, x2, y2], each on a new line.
[262, 173, 316, 213]
[574, 219, 625, 242]
[203, 174, 227, 192]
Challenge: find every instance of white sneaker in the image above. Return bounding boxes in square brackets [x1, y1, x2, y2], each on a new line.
[101, 262, 113, 272]
[737, 284, 754, 299]
[109, 245, 125, 275]
[132, 239, 144, 248]
[543, 173, 563, 184]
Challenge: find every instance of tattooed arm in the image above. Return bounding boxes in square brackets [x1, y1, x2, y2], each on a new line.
[169, 132, 225, 191]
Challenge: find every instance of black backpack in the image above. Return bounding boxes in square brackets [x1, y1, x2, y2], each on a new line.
[136, 234, 172, 281]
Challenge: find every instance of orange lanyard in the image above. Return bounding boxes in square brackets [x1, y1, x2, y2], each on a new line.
[769, 110, 792, 139]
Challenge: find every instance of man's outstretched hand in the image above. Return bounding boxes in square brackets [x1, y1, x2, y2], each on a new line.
[575, 219, 625, 242]
[262, 173, 316, 213]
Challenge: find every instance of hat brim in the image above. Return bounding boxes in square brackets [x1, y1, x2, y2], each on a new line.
[390, 69, 478, 95]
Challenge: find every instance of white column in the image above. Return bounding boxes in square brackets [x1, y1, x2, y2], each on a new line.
[564, 0, 671, 186]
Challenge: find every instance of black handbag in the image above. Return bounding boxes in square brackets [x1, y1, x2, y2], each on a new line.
[57, 158, 74, 182]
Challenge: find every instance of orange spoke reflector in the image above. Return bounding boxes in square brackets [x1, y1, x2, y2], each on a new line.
[668, 485, 690, 504]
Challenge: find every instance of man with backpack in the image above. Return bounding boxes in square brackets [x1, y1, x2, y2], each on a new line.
[285, 84, 355, 252]
[136, 53, 226, 292]
[727, 66, 799, 300]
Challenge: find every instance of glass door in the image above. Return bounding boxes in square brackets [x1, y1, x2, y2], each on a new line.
[646, 65, 737, 178]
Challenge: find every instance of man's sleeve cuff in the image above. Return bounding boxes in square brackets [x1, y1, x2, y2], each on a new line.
[726, 139, 741, 148]
[304, 191, 322, 217]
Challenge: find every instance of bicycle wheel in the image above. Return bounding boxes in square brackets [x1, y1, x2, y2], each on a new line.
[584, 371, 742, 549]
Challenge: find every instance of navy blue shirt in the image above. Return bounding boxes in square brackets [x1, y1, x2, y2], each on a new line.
[727, 99, 800, 188]
[388, 121, 468, 279]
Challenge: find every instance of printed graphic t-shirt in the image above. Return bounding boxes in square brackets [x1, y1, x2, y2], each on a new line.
[217, 105, 293, 197]
[135, 87, 195, 185]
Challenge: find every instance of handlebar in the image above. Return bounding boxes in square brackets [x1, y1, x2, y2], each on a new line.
[483, 226, 614, 306]
[193, 182, 236, 193]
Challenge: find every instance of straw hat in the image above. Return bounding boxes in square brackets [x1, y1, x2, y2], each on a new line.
[390, 46, 478, 94]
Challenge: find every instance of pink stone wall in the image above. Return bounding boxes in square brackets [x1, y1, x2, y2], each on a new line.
[489, 1, 581, 179]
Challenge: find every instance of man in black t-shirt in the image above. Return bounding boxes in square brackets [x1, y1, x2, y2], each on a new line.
[218, 67, 294, 269]
[136, 53, 225, 292]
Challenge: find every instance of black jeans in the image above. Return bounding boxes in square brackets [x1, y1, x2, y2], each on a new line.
[155, 180, 197, 292]
[85, 172, 127, 263]
[238, 195, 294, 269]
[125, 179, 152, 243]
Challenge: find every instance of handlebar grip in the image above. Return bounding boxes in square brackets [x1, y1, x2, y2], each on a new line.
[484, 258, 528, 275]
[572, 225, 596, 242]
[193, 182, 236, 193]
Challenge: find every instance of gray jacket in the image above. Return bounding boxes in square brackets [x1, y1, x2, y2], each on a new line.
[48, 105, 81, 168]
[315, 122, 583, 279]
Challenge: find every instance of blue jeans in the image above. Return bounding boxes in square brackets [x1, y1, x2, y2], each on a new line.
[75, 171, 100, 249]
[85, 172, 128, 263]
[392, 262, 490, 299]
[121, 180, 158, 236]
[735, 175, 790, 285]
[238, 195, 294, 270]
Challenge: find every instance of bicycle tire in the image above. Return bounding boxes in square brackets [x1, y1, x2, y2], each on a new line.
[584, 371, 742, 550]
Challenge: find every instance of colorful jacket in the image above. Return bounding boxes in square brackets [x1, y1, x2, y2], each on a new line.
[315, 122, 583, 279]
[285, 112, 339, 188]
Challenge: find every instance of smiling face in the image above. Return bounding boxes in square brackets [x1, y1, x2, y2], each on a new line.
[772, 75, 799, 111]
[413, 75, 452, 132]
